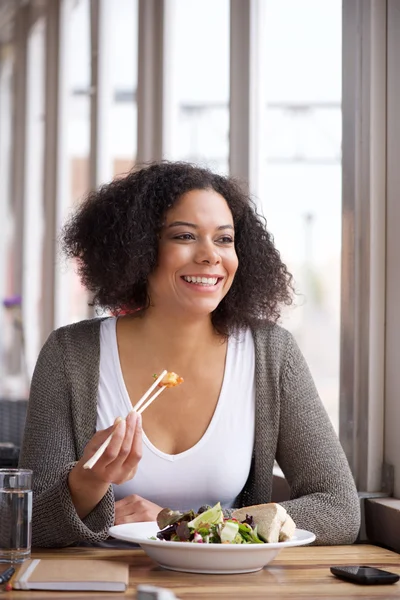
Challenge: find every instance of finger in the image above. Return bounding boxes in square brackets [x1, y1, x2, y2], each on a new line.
[104, 412, 137, 472]
[115, 513, 137, 526]
[123, 412, 143, 471]
[99, 418, 126, 466]
[119, 411, 137, 459]
[115, 501, 138, 519]
[115, 510, 149, 525]
[115, 494, 142, 516]
[115, 493, 139, 508]
[87, 417, 123, 453]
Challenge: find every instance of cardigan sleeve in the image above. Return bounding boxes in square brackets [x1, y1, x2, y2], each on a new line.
[276, 332, 361, 545]
[19, 331, 115, 548]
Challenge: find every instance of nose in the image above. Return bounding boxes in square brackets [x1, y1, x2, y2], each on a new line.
[194, 240, 221, 265]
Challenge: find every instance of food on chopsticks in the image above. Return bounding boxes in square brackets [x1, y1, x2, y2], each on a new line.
[154, 372, 184, 388]
[83, 369, 183, 469]
[153, 502, 296, 544]
[134, 371, 184, 416]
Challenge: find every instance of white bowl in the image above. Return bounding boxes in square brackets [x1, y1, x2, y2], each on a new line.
[108, 522, 316, 574]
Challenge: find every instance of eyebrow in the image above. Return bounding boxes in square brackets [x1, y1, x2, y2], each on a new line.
[167, 221, 234, 231]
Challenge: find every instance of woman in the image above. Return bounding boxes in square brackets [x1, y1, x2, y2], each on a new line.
[19, 162, 360, 548]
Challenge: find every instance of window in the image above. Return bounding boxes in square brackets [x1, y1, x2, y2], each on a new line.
[55, 0, 91, 328]
[106, 0, 138, 179]
[164, 0, 230, 173]
[22, 17, 46, 377]
[258, 0, 342, 431]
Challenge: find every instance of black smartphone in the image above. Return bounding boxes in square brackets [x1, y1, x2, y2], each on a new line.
[330, 565, 399, 585]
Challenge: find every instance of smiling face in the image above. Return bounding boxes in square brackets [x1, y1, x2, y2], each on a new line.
[147, 189, 239, 319]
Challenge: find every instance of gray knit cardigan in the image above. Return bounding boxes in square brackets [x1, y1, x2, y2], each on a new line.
[19, 318, 360, 548]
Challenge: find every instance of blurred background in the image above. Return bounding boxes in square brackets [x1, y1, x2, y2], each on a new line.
[0, 0, 342, 453]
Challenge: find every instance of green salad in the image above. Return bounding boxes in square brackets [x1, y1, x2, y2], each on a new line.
[154, 502, 265, 544]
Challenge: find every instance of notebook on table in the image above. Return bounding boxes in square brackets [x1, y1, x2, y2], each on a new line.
[13, 559, 129, 591]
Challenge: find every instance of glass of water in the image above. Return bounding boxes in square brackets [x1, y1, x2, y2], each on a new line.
[0, 469, 32, 563]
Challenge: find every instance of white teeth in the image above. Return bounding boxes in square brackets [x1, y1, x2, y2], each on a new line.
[183, 276, 218, 285]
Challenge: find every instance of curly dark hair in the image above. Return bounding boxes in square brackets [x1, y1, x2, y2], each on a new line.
[61, 161, 293, 335]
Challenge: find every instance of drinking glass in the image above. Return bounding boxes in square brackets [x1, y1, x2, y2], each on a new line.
[0, 469, 32, 563]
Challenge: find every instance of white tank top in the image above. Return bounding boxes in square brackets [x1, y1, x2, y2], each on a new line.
[96, 318, 255, 511]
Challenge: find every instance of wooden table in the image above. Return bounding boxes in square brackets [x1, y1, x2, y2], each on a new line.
[2, 544, 399, 599]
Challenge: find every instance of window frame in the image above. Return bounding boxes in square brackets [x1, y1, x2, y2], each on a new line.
[384, 0, 400, 502]
[137, 0, 165, 162]
[342, 0, 400, 553]
[41, 0, 61, 343]
[0, 48, 14, 356]
[229, 0, 264, 192]
[340, 0, 387, 494]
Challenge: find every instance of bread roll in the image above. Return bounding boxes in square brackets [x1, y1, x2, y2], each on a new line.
[232, 503, 290, 543]
[279, 513, 296, 541]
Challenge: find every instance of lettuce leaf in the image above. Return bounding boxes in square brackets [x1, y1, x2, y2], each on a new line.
[157, 508, 196, 530]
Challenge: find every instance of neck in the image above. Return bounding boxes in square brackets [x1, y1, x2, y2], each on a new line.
[124, 309, 223, 362]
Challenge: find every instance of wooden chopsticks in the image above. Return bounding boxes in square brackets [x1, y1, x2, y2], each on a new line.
[83, 369, 168, 470]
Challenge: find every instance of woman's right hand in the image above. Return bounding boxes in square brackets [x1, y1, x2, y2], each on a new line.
[80, 411, 142, 484]
[68, 411, 142, 519]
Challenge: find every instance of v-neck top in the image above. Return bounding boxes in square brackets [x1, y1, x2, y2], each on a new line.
[96, 317, 256, 510]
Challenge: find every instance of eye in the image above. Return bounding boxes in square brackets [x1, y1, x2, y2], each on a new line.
[217, 235, 234, 244]
[173, 233, 195, 241]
